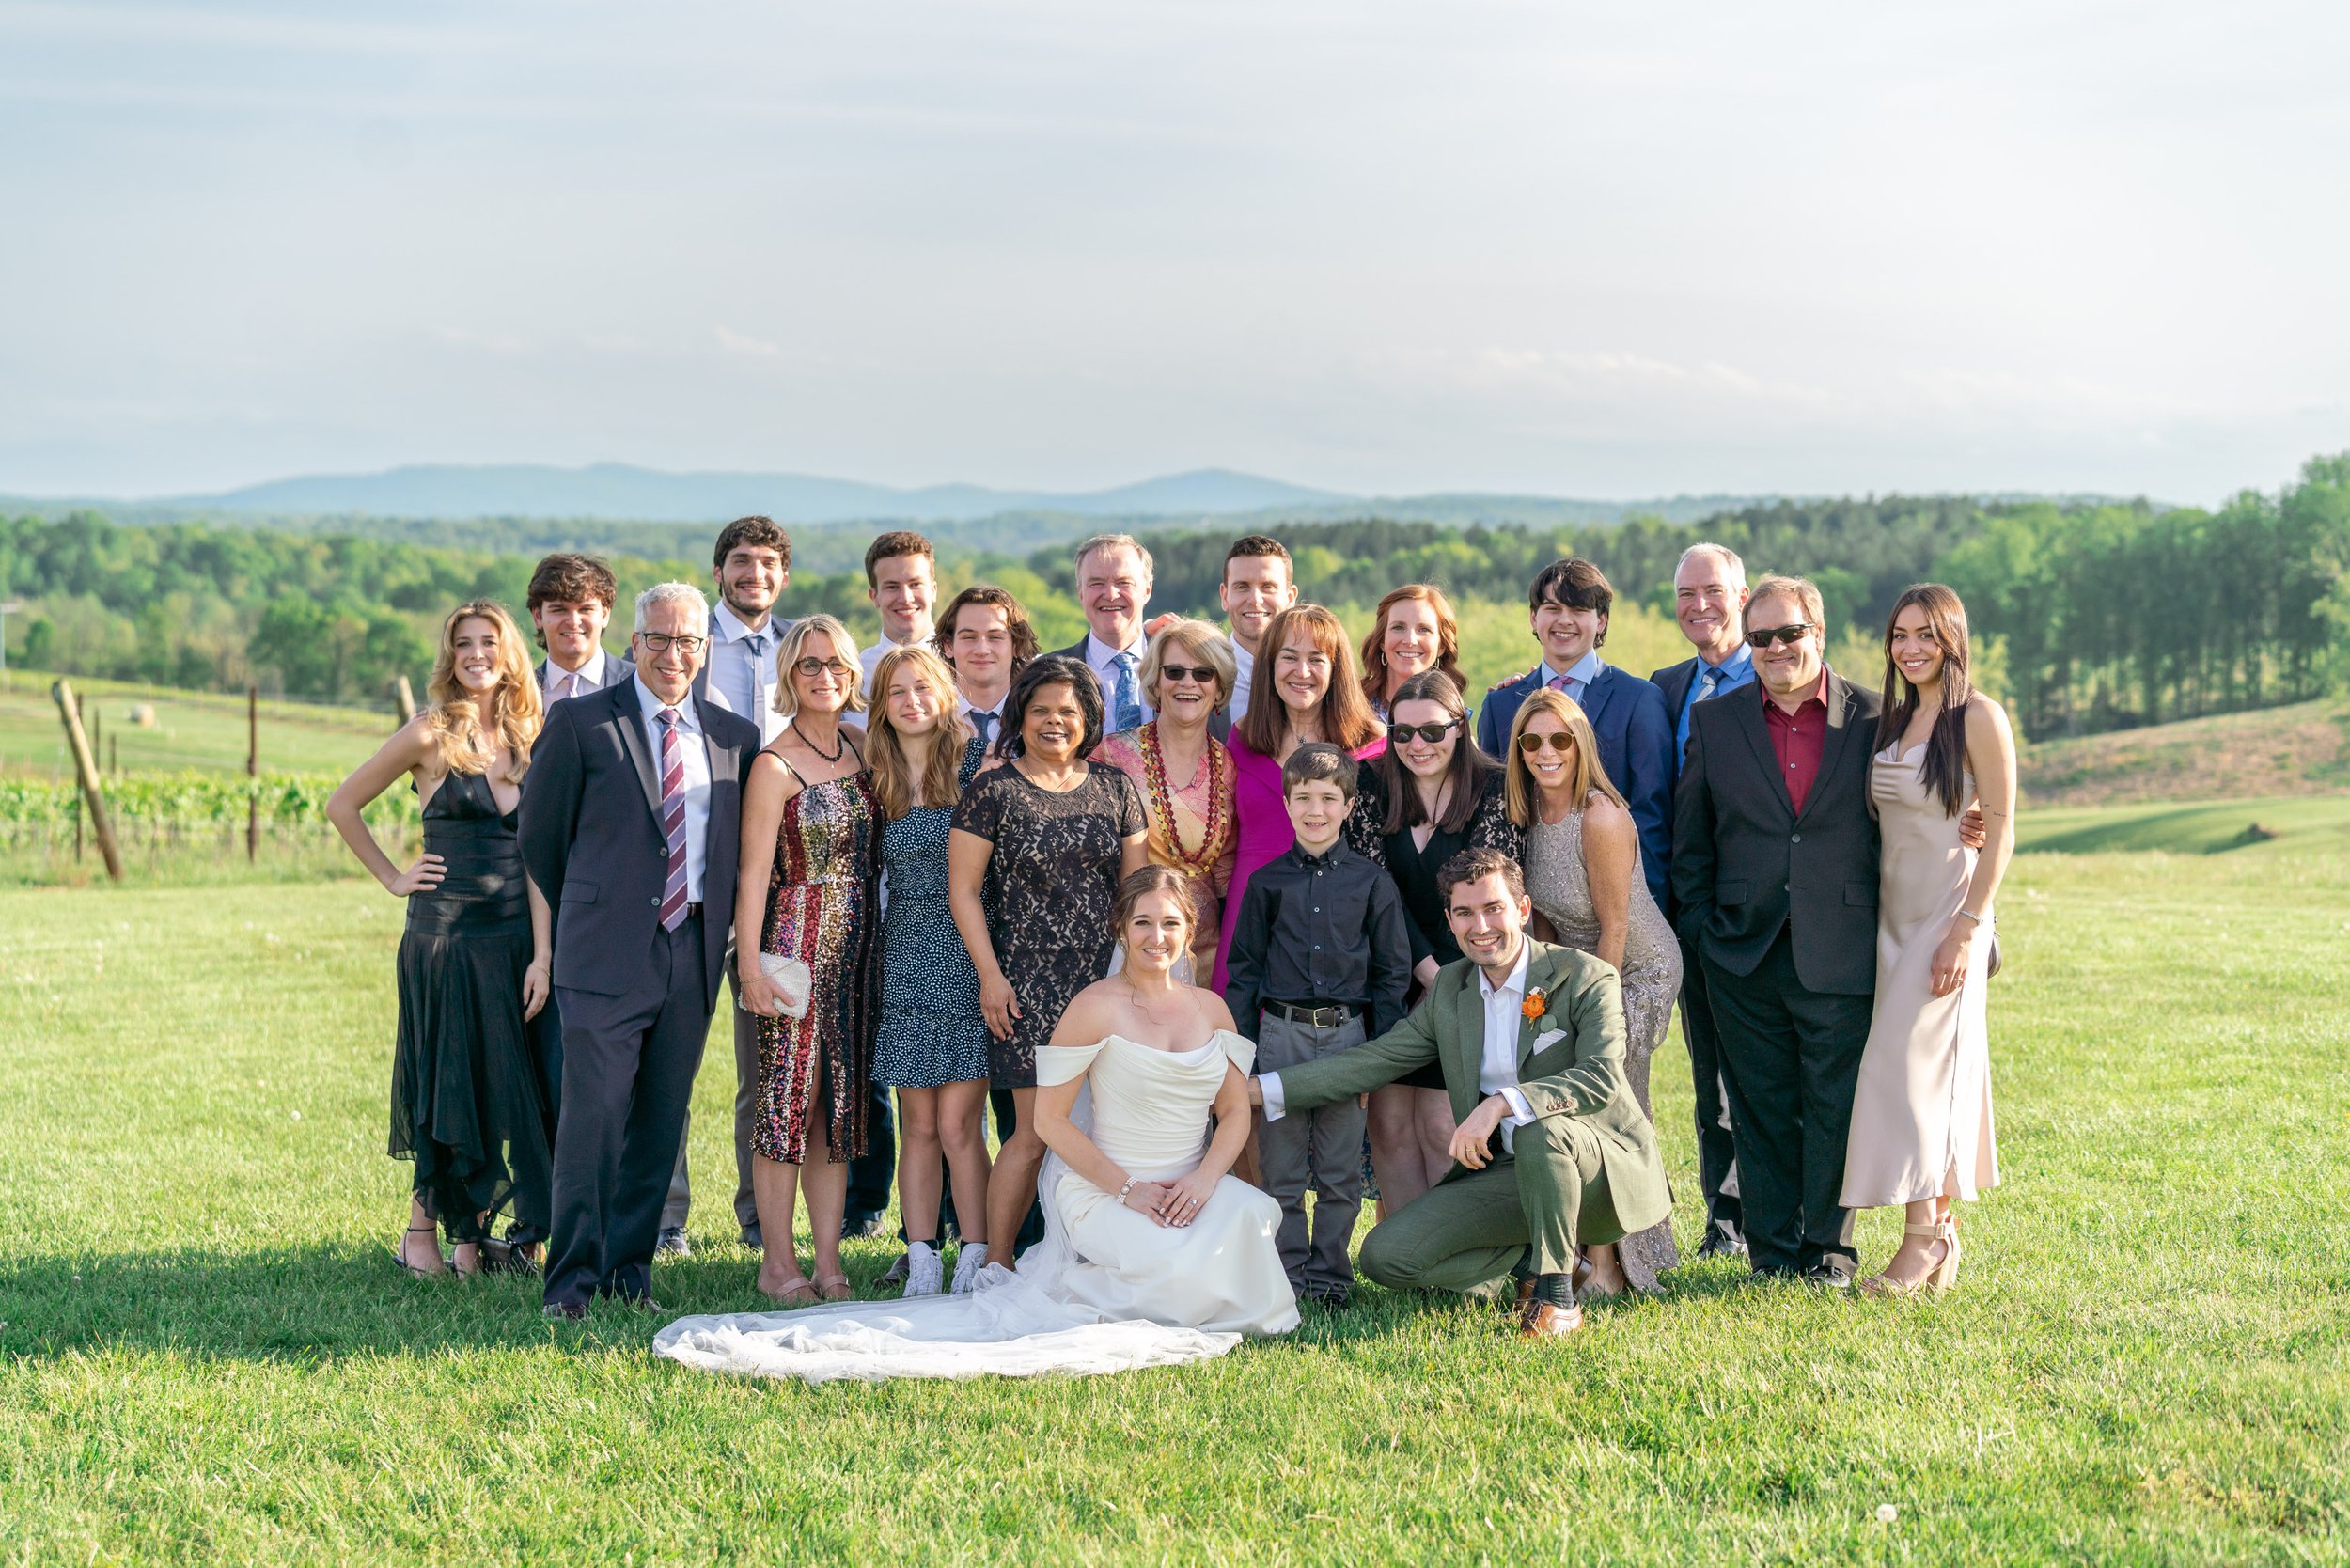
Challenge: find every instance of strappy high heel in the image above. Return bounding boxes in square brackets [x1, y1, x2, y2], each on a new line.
[389, 1222, 449, 1279]
[1862, 1219, 1959, 1297]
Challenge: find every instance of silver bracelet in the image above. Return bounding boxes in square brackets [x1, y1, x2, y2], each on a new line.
[1954, 907, 1984, 925]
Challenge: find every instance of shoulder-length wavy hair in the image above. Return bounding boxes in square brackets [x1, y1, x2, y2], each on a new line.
[999, 654, 1107, 762]
[1373, 669, 1496, 837]
[1502, 687, 1623, 829]
[424, 600, 542, 783]
[1138, 618, 1237, 712]
[1237, 604, 1382, 757]
[867, 645, 974, 820]
[1876, 582, 1976, 817]
[771, 614, 866, 719]
[1358, 584, 1465, 707]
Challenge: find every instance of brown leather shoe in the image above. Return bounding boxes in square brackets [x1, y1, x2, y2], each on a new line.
[1518, 1299, 1584, 1338]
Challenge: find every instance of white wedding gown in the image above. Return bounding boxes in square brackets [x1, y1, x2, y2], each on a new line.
[652, 1030, 1299, 1384]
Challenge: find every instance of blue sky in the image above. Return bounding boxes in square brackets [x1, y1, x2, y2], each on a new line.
[3, 0, 2345, 503]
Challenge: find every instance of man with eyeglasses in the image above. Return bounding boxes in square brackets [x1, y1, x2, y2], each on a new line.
[1668, 574, 1880, 1290]
[521, 582, 760, 1318]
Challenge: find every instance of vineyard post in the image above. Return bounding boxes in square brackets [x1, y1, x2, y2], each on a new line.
[52, 679, 125, 882]
[393, 675, 416, 725]
[246, 683, 259, 862]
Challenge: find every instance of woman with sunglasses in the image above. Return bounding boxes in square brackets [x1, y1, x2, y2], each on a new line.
[735, 614, 885, 1305]
[1094, 619, 1240, 982]
[1505, 688, 1683, 1297]
[1356, 669, 1520, 1215]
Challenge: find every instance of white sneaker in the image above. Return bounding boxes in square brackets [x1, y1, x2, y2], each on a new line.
[949, 1243, 989, 1294]
[902, 1241, 944, 1297]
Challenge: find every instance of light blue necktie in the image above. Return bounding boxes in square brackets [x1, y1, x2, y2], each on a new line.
[742, 631, 771, 719]
[1111, 651, 1143, 733]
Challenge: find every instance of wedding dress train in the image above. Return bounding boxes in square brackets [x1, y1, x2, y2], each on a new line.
[652, 1030, 1298, 1384]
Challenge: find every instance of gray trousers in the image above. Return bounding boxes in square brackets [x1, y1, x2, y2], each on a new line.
[1254, 1011, 1369, 1292]
[660, 969, 760, 1240]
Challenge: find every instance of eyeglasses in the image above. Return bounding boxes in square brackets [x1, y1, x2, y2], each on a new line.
[794, 657, 855, 678]
[637, 633, 707, 654]
[1391, 719, 1461, 744]
[1157, 664, 1218, 685]
[1517, 732, 1577, 757]
[1746, 623, 1816, 649]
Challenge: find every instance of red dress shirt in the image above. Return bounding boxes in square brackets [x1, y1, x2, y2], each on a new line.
[1762, 672, 1830, 814]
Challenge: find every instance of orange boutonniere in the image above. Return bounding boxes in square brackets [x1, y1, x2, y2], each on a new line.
[1522, 988, 1548, 1023]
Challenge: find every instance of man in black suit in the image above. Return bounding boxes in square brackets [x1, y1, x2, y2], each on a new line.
[1647, 542, 1756, 1261]
[521, 582, 760, 1316]
[1045, 533, 1153, 732]
[1670, 574, 1877, 1287]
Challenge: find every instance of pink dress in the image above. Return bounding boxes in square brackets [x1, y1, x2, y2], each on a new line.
[1210, 730, 1389, 994]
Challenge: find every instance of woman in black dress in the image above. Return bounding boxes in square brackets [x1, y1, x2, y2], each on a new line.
[948, 655, 1148, 1269]
[327, 600, 554, 1279]
[1358, 669, 1523, 1215]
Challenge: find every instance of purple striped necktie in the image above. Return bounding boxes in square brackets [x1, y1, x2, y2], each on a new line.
[657, 707, 690, 931]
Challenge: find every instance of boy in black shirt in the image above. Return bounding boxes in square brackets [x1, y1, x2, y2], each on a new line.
[1224, 744, 1412, 1306]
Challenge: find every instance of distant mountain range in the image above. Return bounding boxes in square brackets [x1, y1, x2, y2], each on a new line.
[0, 462, 1791, 530]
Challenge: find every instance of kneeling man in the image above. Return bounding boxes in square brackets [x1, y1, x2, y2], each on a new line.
[1247, 847, 1672, 1336]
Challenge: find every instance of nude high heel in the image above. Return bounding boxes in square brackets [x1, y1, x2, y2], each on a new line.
[1861, 1220, 1958, 1297]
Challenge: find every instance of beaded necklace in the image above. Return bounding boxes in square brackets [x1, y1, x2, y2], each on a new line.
[1136, 722, 1231, 877]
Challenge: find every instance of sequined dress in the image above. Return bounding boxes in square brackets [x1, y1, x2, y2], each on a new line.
[753, 767, 883, 1165]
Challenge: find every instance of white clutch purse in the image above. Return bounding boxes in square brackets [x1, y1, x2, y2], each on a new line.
[756, 952, 813, 1019]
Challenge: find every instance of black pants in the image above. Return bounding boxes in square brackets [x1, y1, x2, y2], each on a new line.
[846, 1082, 896, 1224]
[544, 919, 713, 1309]
[505, 995, 569, 1248]
[1675, 932, 1744, 1244]
[1700, 930, 1870, 1276]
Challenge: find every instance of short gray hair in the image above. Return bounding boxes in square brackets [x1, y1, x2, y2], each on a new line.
[1675, 542, 1747, 595]
[634, 581, 711, 634]
[1073, 532, 1154, 583]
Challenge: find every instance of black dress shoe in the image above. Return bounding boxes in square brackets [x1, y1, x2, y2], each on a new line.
[655, 1227, 691, 1258]
[840, 1215, 886, 1241]
[1697, 1226, 1748, 1262]
[1801, 1259, 1856, 1290]
[1301, 1284, 1353, 1309]
[541, 1302, 588, 1321]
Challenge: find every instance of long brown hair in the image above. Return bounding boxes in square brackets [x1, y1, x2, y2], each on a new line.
[423, 601, 541, 782]
[1502, 687, 1623, 829]
[1236, 604, 1382, 757]
[1876, 582, 1975, 816]
[1373, 670, 1495, 837]
[866, 645, 973, 820]
[1358, 584, 1465, 705]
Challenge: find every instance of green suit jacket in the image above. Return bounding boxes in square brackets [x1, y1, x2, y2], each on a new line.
[1272, 940, 1673, 1240]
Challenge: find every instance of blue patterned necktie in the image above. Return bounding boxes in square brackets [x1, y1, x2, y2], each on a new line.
[1694, 665, 1721, 705]
[970, 708, 997, 748]
[1111, 651, 1143, 733]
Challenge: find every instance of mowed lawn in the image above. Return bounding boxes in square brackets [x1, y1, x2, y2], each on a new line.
[2, 838, 2345, 1564]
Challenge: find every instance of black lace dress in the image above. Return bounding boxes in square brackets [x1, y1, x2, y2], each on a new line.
[390, 768, 554, 1245]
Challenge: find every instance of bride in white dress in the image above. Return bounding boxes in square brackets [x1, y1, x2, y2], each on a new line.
[653, 867, 1298, 1383]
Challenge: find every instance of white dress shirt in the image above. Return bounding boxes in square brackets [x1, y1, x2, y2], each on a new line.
[541, 648, 610, 704]
[859, 628, 935, 700]
[704, 600, 787, 745]
[1541, 647, 1606, 708]
[635, 675, 713, 904]
[1084, 632, 1155, 725]
[1260, 940, 1537, 1140]
[956, 691, 1009, 751]
[1229, 640, 1256, 721]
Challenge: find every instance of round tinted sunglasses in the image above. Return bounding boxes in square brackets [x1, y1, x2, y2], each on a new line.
[1517, 732, 1577, 756]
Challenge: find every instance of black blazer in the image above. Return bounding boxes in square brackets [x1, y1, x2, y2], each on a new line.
[1669, 672, 1881, 996]
[520, 680, 760, 1013]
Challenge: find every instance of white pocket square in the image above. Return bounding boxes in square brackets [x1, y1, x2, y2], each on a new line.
[1533, 1028, 1567, 1051]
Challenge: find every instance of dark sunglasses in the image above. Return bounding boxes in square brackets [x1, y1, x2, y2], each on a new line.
[1391, 719, 1461, 744]
[1746, 623, 1817, 649]
[1517, 732, 1576, 757]
[1157, 664, 1219, 684]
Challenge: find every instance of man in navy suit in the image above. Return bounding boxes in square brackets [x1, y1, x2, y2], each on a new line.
[529, 552, 634, 710]
[1475, 557, 1673, 907]
[1045, 533, 1155, 733]
[1647, 542, 1757, 1261]
[520, 582, 760, 1316]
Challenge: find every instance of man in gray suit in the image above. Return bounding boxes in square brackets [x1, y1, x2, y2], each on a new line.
[529, 553, 634, 707]
[521, 582, 760, 1317]
[1670, 574, 1878, 1287]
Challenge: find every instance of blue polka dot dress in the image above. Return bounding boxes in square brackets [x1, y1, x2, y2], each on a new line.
[873, 737, 995, 1088]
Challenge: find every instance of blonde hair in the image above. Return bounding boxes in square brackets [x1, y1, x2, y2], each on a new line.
[1502, 687, 1623, 829]
[1137, 618, 1237, 710]
[867, 645, 974, 820]
[423, 601, 542, 783]
[770, 614, 867, 719]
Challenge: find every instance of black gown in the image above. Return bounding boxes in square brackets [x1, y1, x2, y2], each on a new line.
[389, 768, 554, 1244]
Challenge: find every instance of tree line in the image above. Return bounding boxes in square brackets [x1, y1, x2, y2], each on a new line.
[6, 453, 2349, 738]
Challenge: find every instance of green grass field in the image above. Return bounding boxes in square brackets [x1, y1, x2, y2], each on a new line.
[0, 673, 395, 778]
[4, 823, 2344, 1563]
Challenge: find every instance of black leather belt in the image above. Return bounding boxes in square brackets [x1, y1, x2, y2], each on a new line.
[1262, 1000, 1357, 1027]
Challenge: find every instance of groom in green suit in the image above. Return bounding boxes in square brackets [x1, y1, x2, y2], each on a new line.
[1246, 846, 1673, 1336]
